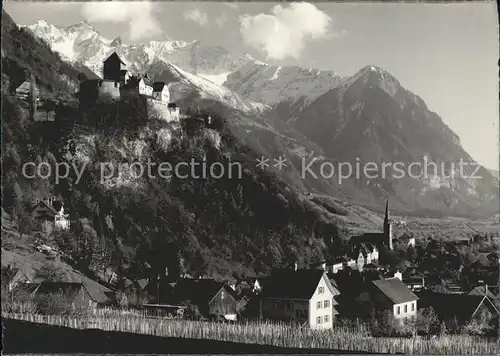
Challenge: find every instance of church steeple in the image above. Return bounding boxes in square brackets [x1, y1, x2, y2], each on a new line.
[383, 198, 393, 250]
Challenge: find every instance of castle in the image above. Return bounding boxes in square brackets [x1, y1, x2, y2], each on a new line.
[78, 52, 180, 122]
[348, 199, 394, 252]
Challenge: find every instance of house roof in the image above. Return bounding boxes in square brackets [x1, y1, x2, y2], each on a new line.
[169, 278, 235, 306]
[153, 82, 166, 92]
[259, 269, 339, 300]
[33, 281, 88, 299]
[140, 76, 153, 86]
[468, 285, 497, 299]
[372, 278, 418, 304]
[31, 200, 59, 215]
[16, 81, 39, 92]
[418, 290, 499, 322]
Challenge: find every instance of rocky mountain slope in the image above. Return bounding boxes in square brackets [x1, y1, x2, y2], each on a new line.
[223, 61, 342, 108]
[288, 65, 498, 216]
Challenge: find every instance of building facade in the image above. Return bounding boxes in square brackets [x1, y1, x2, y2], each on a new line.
[259, 269, 340, 329]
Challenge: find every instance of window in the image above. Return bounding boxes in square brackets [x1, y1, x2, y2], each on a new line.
[317, 301, 321, 309]
[324, 300, 329, 308]
[404, 304, 407, 313]
[318, 286, 324, 294]
[411, 302, 415, 312]
[295, 309, 300, 318]
[274, 302, 279, 310]
[324, 315, 329, 323]
[317, 316, 322, 324]
[397, 306, 401, 315]
[221, 291, 225, 300]
[288, 301, 295, 311]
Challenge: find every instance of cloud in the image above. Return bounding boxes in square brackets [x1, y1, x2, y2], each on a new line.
[215, 13, 228, 27]
[239, 3, 333, 60]
[183, 8, 208, 26]
[81, 2, 162, 41]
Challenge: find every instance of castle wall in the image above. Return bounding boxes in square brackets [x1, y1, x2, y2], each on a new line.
[97, 80, 121, 102]
[146, 99, 180, 123]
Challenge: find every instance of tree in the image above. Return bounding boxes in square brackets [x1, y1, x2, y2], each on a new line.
[39, 261, 65, 282]
[28, 71, 38, 120]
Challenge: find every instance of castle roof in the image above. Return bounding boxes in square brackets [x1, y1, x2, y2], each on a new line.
[153, 82, 166, 92]
[104, 52, 126, 65]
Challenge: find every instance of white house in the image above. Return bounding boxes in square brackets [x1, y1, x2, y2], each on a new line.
[152, 82, 169, 102]
[15, 81, 39, 102]
[259, 269, 340, 330]
[31, 198, 70, 231]
[371, 278, 418, 320]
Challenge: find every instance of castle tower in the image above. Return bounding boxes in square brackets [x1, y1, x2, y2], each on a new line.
[383, 199, 393, 250]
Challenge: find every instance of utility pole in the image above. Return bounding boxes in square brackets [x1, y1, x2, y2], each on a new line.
[156, 273, 160, 304]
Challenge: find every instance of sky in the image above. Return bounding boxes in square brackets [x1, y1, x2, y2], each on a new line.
[4, 1, 499, 170]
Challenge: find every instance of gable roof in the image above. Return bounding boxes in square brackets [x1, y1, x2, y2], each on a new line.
[16, 81, 39, 92]
[152, 82, 166, 92]
[260, 269, 339, 300]
[372, 278, 418, 304]
[468, 285, 497, 299]
[31, 200, 59, 215]
[33, 281, 88, 299]
[170, 279, 235, 306]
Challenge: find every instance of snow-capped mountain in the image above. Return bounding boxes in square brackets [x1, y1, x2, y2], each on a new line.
[223, 61, 343, 108]
[146, 59, 269, 114]
[25, 20, 254, 84]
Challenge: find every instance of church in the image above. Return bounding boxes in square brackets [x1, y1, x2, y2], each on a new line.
[349, 200, 394, 252]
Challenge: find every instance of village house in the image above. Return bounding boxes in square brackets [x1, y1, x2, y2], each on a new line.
[327, 257, 346, 274]
[235, 277, 262, 294]
[32, 281, 98, 311]
[418, 289, 499, 329]
[3, 265, 43, 292]
[164, 278, 238, 321]
[15, 80, 39, 102]
[402, 271, 426, 292]
[259, 268, 340, 330]
[30, 198, 70, 230]
[362, 277, 418, 321]
[395, 233, 416, 248]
